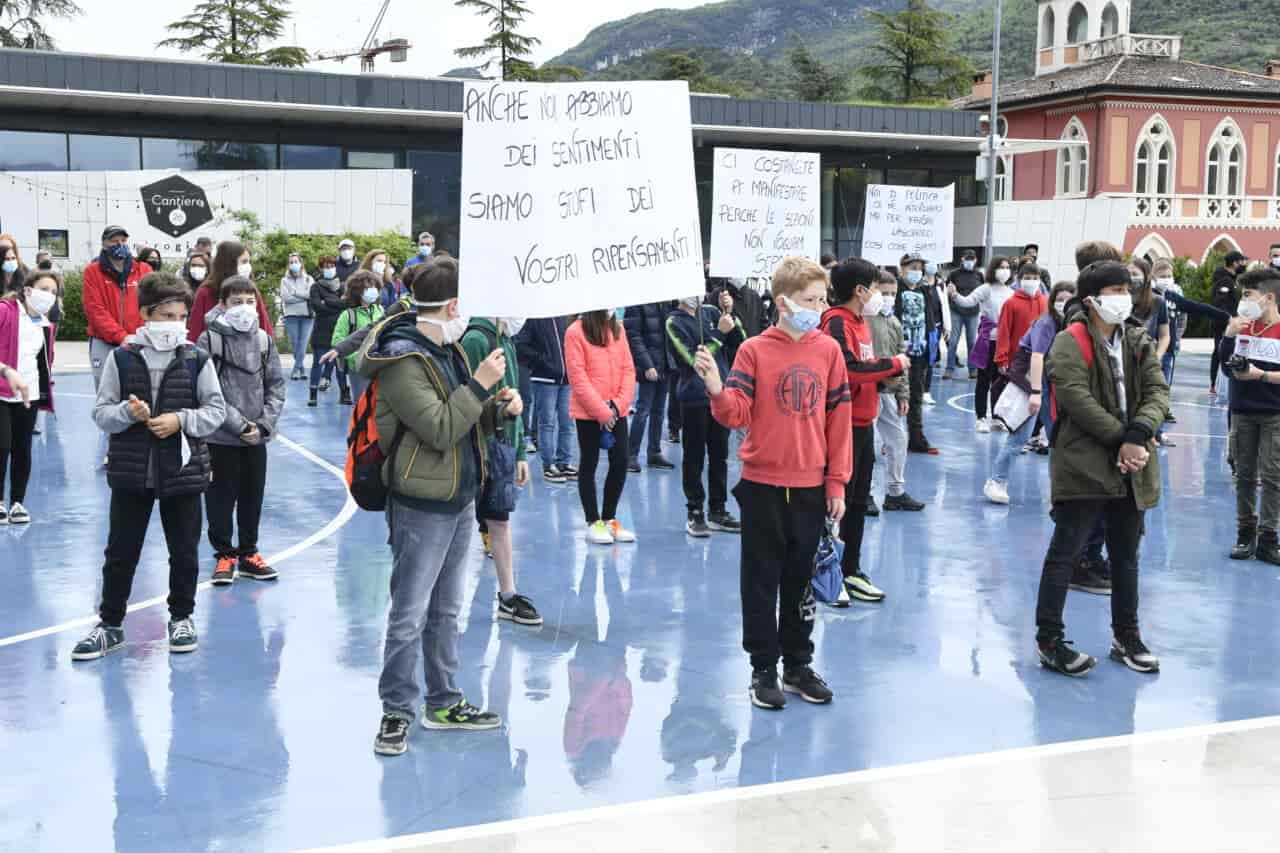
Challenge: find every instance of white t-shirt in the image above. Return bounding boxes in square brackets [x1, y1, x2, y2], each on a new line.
[4, 314, 47, 403]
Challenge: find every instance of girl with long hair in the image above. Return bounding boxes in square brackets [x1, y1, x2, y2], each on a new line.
[188, 240, 271, 342]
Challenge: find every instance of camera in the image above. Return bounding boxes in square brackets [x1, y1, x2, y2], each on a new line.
[1229, 355, 1252, 376]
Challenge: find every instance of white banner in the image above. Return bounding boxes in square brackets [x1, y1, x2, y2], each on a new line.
[457, 81, 704, 318]
[860, 183, 955, 266]
[1234, 334, 1280, 364]
[708, 147, 820, 278]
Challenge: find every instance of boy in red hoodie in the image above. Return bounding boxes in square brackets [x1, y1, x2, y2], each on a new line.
[821, 259, 911, 603]
[996, 262, 1049, 371]
[696, 257, 852, 711]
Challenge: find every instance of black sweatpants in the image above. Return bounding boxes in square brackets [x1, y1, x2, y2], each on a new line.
[0, 401, 38, 503]
[1035, 494, 1144, 643]
[206, 443, 268, 559]
[840, 425, 876, 578]
[907, 356, 930, 444]
[680, 404, 729, 513]
[975, 360, 1002, 420]
[736, 479, 825, 671]
[100, 489, 203, 626]
[576, 418, 630, 524]
[667, 374, 683, 435]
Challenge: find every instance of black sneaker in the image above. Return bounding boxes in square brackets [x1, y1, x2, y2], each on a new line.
[749, 668, 785, 710]
[1231, 527, 1257, 560]
[1110, 631, 1160, 673]
[238, 552, 278, 581]
[542, 466, 568, 484]
[782, 665, 833, 704]
[1165, 412, 1177, 424]
[883, 493, 925, 512]
[627, 458, 642, 474]
[1257, 532, 1280, 566]
[560, 464, 579, 477]
[339, 389, 353, 406]
[686, 510, 711, 538]
[843, 572, 885, 602]
[666, 430, 681, 445]
[319, 378, 331, 393]
[421, 699, 501, 730]
[707, 510, 741, 533]
[1070, 559, 1112, 596]
[71, 623, 125, 661]
[647, 454, 675, 470]
[497, 592, 543, 626]
[865, 496, 880, 517]
[374, 713, 411, 756]
[1037, 637, 1097, 677]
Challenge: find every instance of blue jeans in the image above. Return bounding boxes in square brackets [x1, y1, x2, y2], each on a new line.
[630, 379, 667, 461]
[991, 401, 1052, 484]
[380, 498, 472, 718]
[1162, 351, 1176, 386]
[282, 316, 313, 372]
[947, 313, 979, 372]
[309, 347, 348, 392]
[533, 382, 574, 469]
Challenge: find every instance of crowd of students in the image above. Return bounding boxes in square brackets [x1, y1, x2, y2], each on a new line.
[5, 222, 1279, 758]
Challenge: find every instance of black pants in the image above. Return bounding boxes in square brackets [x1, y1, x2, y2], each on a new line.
[907, 356, 930, 444]
[667, 374, 683, 435]
[1035, 495, 1144, 643]
[0, 401, 38, 503]
[576, 418, 629, 523]
[1211, 322, 1228, 388]
[736, 479, 824, 671]
[840, 425, 876, 577]
[206, 443, 268, 558]
[100, 489, 203, 626]
[975, 359, 1003, 420]
[680, 404, 729, 513]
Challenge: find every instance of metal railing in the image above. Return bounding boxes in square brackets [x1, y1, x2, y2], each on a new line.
[1079, 33, 1182, 63]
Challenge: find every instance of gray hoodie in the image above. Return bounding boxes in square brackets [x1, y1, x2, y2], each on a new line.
[280, 271, 315, 318]
[92, 326, 227, 488]
[197, 305, 286, 446]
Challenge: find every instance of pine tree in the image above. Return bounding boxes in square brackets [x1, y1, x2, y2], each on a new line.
[454, 0, 540, 82]
[0, 0, 82, 49]
[858, 0, 973, 103]
[786, 41, 849, 102]
[159, 0, 308, 68]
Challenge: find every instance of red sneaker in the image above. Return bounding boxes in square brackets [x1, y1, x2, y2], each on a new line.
[212, 556, 237, 586]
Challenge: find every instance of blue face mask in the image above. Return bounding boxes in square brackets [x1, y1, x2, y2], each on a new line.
[289, 262, 301, 274]
[419, 244, 433, 257]
[109, 243, 130, 260]
[782, 296, 821, 333]
[1, 260, 16, 274]
[614, 307, 626, 322]
[906, 269, 923, 285]
[925, 263, 938, 277]
[362, 287, 380, 305]
[963, 260, 975, 271]
[322, 268, 336, 280]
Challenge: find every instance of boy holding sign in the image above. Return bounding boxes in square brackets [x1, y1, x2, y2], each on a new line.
[696, 257, 852, 710]
[1220, 267, 1280, 565]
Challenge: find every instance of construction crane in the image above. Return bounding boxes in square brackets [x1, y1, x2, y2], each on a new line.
[314, 0, 410, 73]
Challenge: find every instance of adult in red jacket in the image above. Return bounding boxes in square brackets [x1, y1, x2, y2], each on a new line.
[82, 225, 151, 386]
[821, 258, 910, 603]
[996, 263, 1050, 369]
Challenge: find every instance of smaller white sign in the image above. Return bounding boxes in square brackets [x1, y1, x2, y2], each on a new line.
[709, 147, 820, 278]
[860, 183, 955, 266]
[1234, 334, 1280, 364]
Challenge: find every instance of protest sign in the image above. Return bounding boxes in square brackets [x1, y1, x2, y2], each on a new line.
[458, 80, 704, 318]
[860, 183, 955, 266]
[709, 148, 820, 278]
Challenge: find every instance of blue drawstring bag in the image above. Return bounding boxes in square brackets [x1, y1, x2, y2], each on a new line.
[811, 523, 846, 607]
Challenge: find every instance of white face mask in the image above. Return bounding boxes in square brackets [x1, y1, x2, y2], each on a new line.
[190, 266, 207, 282]
[237, 262, 253, 279]
[1238, 298, 1264, 321]
[415, 299, 469, 344]
[225, 303, 258, 332]
[1054, 299, 1071, 316]
[863, 289, 885, 317]
[27, 289, 57, 316]
[372, 261, 387, 276]
[1153, 276, 1174, 292]
[340, 249, 354, 262]
[1091, 294, 1133, 326]
[503, 317, 526, 337]
[994, 268, 1011, 284]
[145, 320, 188, 351]
[1019, 279, 1040, 296]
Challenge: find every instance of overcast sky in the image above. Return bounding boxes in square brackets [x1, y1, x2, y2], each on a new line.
[43, 0, 707, 78]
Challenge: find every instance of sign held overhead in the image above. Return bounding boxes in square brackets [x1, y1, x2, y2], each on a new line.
[860, 183, 955, 266]
[709, 147, 820, 278]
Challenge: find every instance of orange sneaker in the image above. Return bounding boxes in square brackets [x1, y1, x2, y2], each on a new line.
[238, 552, 279, 582]
[212, 556, 237, 586]
[606, 519, 636, 543]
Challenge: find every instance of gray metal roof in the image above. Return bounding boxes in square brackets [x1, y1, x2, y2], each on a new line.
[0, 47, 980, 139]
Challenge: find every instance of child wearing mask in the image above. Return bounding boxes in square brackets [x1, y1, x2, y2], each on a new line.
[197, 276, 286, 585]
[866, 271, 923, 514]
[361, 248, 403, 308]
[896, 254, 941, 453]
[188, 240, 270, 343]
[949, 256, 1015, 432]
[308, 256, 352, 407]
[822, 259, 911, 604]
[698, 257, 852, 710]
[1033, 261, 1167, 677]
[332, 271, 386, 403]
[73, 272, 227, 660]
[279, 253, 315, 380]
[0, 270, 59, 524]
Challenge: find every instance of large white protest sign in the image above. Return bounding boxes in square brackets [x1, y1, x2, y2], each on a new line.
[860, 183, 955, 266]
[709, 148, 820, 278]
[458, 80, 704, 318]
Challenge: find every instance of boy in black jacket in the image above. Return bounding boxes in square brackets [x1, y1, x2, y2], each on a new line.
[624, 302, 676, 472]
[515, 316, 577, 483]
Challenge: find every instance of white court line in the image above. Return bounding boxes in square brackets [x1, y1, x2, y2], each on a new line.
[306, 714, 1280, 852]
[946, 392, 975, 414]
[0, 434, 357, 649]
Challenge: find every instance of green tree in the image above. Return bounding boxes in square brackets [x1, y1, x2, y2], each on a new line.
[652, 49, 744, 97]
[786, 40, 848, 102]
[159, 0, 308, 67]
[505, 58, 584, 82]
[0, 0, 82, 48]
[858, 0, 973, 103]
[454, 0, 540, 82]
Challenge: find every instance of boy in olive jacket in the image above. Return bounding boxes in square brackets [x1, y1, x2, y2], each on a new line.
[1035, 260, 1169, 678]
[355, 257, 522, 757]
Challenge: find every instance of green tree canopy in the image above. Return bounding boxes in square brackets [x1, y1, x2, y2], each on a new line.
[858, 0, 973, 103]
[159, 0, 308, 68]
[652, 49, 744, 97]
[0, 0, 82, 48]
[454, 0, 540, 82]
[786, 40, 849, 102]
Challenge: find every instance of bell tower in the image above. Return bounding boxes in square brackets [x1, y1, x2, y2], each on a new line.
[1036, 0, 1132, 76]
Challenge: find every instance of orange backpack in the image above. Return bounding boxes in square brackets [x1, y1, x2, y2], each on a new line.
[345, 380, 405, 511]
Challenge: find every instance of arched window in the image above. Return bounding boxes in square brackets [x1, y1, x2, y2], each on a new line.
[1040, 7, 1056, 49]
[1273, 144, 1280, 195]
[1100, 3, 1120, 38]
[1205, 119, 1245, 197]
[1057, 118, 1089, 196]
[1134, 116, 1175, 197]
[1067, 2, 1090, 43]
[994, 156, 1013, 201]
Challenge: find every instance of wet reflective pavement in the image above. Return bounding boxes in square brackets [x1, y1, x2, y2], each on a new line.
[0, 358, 1270, 852]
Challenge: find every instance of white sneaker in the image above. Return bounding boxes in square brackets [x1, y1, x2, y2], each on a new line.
[923, 392, 936, 406]
[586, 520, 614, 545]
[976, 418, 991, 434]
[606, 519, 636, 543]
[7, 502, 29, 524]
[983, 479, 1010, 505]
[0, 501, 7, 525]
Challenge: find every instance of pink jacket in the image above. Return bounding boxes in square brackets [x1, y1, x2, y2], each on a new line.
[565, 319, 635, 425]
[0, 297, 55, 412]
